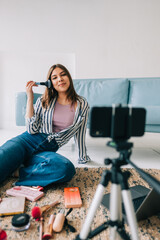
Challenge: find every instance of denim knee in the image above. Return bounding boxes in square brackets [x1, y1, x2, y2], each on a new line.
[16, 152, 76, 186]
[60, 156, 76, 182]
[0, 137, 28, 184]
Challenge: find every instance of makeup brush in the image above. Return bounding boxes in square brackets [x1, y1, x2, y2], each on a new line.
[42, 214, 55, 239]
[39, 217, 43, 240]
[0, 227, 7, 240]
[35, 79, 52, 88]
[64, 208, 76, 233]
[32, 200, 59, 221]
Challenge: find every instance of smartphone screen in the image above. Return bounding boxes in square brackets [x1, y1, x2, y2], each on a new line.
[90, 106, 146, 140]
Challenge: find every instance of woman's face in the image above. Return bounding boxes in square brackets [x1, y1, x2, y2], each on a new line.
[51, 67, 70, 94]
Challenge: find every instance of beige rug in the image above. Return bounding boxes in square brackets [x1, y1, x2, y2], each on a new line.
[0, 167, 160, 240]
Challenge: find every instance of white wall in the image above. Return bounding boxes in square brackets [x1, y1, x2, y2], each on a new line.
[0, 0, 160, 128]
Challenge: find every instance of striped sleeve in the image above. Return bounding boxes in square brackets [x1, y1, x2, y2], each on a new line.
[75, 98, 89, 160]
[25, 97, 42, 134]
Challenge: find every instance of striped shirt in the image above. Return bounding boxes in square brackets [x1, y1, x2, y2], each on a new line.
[26, 96, 89, 161]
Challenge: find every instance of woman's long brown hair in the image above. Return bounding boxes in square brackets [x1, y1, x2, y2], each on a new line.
[41, 64, 79, 108]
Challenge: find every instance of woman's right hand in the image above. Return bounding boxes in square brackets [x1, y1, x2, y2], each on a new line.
[26, 81, 37, 118]
[26, 81, 37, 100]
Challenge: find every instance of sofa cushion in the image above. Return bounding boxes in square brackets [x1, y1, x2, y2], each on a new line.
[73, 78, 129, 108]
[128, 78, 160, 126]
[145, 106, 160, 124]
[145, 124, 160, 133]
[128, 78, 160, 105]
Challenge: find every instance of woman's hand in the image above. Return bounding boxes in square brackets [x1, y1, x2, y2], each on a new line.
[26, 81, 37, 100]
[26, 81, 37, 118]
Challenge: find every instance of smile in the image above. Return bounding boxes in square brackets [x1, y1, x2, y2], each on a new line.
[58, 83, 66, 87]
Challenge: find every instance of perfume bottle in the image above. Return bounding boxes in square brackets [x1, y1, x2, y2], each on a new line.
[35, 79, 52, 88]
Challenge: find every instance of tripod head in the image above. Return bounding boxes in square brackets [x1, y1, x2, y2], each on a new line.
[105, 139, 160, 195]
[104, 140, 133, 168]
[107, 140, 133, 152]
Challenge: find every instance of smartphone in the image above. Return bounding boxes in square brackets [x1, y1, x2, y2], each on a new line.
[90, 106, 146, 141]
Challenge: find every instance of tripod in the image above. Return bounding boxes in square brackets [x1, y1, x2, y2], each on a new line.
[75, 105, 160, 240]
[76, 140, 140, 240]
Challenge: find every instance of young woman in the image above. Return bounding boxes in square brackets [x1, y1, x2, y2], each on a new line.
[0, 64, 90, 186]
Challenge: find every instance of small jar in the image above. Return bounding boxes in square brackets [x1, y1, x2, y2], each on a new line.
[12, 213, 30, 232]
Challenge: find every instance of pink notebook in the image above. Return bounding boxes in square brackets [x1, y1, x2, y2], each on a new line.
[6, 186, 44, 201]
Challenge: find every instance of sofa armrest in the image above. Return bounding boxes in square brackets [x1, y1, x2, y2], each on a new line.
[15, 92, 42, 126]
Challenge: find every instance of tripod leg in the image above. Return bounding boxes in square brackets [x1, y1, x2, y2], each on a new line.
[77, 170, 110, 240]
[79, 184, 106, 239]
[122, 190, 139, 240]
[109, 184, 123, 240]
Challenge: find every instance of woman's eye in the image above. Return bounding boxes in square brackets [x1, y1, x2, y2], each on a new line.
[52, 73, 66, 80]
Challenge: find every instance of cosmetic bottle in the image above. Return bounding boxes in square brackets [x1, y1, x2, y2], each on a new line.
[52, 209, 65, 232]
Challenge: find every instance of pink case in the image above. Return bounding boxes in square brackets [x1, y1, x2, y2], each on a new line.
[6, 186, 44, 201]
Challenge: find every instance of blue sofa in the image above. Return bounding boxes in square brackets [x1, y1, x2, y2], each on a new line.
[15, 77, 160, 133]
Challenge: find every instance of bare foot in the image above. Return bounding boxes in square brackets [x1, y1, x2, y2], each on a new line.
[12, 168, 19, 178]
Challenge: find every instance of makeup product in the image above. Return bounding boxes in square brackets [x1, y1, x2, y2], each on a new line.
[52, 209, 65, 233]
[11, 213, 30, 232]
[35, 80, 51, 88]
[31, 200, 59, 220]
[0, 196, 25, 216]
[64, 187, 82, 208]
[0, 227, 7, 240]
[42, 214, 55, 239]
[32, 186, 44, 191]
[39, 218, 43, 240]
[64, 208, 76, 233]
[6, 186, 44, 201]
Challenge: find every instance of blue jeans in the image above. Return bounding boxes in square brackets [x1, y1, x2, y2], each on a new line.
[0, 131, 76, 186]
